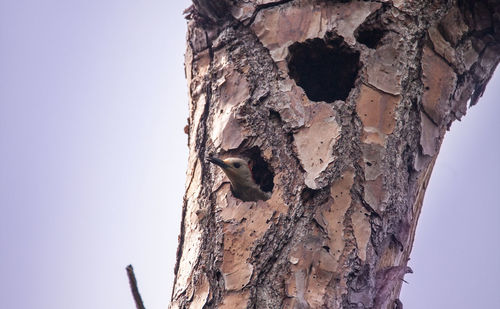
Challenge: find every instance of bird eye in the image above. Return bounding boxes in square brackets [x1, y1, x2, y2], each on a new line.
[233, 162, 241, 168]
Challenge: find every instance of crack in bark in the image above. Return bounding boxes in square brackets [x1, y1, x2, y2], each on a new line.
[245, 0, 295, 27]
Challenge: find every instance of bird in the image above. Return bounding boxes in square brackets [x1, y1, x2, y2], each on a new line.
[207, 156, 271, 202]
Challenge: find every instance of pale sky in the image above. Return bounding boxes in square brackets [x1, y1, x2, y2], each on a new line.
[0, 1, 498, 308]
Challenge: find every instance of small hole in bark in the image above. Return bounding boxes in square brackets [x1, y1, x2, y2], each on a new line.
[269, 109, 282, 123]
[366, 161, 372, 166]
[355, 27, 386, 49]
[323, 245, 330, 252]
[354, 6, 388, 49]
[287, 33, 360, 102]
[301, 187, 320, 202]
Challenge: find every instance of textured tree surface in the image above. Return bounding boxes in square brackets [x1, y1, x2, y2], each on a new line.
[171, 1, 500, 308]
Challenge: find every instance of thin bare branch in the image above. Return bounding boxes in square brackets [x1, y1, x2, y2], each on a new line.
[126, 264, 146, 309]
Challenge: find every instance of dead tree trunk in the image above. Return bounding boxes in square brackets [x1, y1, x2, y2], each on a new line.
[171, 1, 500, 308]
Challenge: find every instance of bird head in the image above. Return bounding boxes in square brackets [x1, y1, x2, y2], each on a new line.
[207, 156, 254, 187]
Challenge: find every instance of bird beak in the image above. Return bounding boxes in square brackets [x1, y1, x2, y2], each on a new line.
[207, 156, 229, 169]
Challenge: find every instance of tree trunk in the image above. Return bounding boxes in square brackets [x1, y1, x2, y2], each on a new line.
[171, 1, 500, 308]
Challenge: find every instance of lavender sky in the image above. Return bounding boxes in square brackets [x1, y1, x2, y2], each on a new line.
[0, 1, 498, 308]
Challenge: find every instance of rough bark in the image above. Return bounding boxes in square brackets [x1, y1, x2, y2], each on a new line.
[172, 1, 500, 308]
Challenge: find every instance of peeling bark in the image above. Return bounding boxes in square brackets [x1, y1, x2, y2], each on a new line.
[172, 1, 500, 308]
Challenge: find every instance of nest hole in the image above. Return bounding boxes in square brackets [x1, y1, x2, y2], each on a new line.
[287, 34, 360, 102]
[242, 147, 274, 194]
